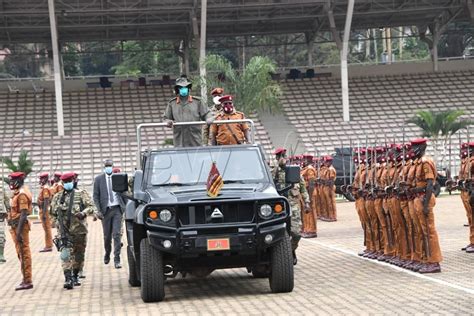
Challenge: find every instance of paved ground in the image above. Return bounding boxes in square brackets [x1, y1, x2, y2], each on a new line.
[0, 194, 473, 315]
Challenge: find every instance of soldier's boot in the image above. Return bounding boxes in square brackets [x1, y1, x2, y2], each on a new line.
[72, 270, 82, 286]
[292, 250, 297, 265]
[63, 271, 74, 290]
[0, 247, 6, 263]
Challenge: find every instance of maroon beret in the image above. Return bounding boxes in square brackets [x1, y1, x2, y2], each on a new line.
[60, 172, 76, 182]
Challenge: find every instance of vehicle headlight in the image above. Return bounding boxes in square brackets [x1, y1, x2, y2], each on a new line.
[259, 204, 273, 219]
[159, 209, 173, 222]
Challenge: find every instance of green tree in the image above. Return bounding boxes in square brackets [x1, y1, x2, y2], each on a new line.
[1, 150, 34, 184]
[200, 54, 282, 113]
[407, 110, 472, 167]
[112, 41, 160, 75]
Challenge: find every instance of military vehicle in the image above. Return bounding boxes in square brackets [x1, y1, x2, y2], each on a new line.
[112, 120, 300, 303]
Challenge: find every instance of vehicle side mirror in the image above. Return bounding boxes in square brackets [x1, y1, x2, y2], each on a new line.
[133, 170, 147, 201]
[112, 174, 128, 193]
[285, 165, 301, 183]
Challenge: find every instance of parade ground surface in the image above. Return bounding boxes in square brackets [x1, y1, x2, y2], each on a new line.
[0, 194, 472, 315]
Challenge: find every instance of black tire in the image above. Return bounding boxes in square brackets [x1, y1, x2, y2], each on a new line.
[251, 265, 270, 278]
[434, 181, 441, 197]
[140, 238, 165, 303]
[343, 192, 356, 202]
[269, 232, 294, 293]
[127, 247, 141, 287]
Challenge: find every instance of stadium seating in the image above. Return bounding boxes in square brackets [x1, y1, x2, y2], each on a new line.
[280, 70, 474, 157]
[0, 86, 274, 189]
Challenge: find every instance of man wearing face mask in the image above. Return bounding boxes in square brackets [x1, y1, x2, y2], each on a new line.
[93, 159, 125, 268]
[50, 172, 97, 289]
[7, 171, 33, 290]
[203, 87, 225, 145]
[163, 76, 213, 147]
[272, 148, 311, 265]
[209, 95, 251, 146]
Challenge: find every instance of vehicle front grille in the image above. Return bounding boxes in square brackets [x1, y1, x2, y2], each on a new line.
[178, 202, 255, 226]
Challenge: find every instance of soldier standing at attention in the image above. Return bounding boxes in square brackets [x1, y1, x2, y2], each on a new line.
[0, 188, 7, 263]
[300, 154, 317, 238]
[38, 172, 53, 252]
[209, 95, 251, 146]
[163, 76, 213, 147]
[459, 143, 474, 253]
[50, 172, 97, 289]
[411, 139, 442, 273]
[321, 156, 337, 221]
[272, 148, 311, 265]
[50, 172, 64, 195]
[7, 171, 33, 290]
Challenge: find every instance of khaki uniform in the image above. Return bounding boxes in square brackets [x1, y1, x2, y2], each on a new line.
[8, 188, 33, 284]
[413, 156, 442, 263]
[407, 158, 423, 263]
[51, 182, 64, 196]
[50, 189, 96, 273]
[387, 162, 408, 260]
[301, 165, 317, 236]
[459, 157, 474, 245]
[38, 184, 53, 249]
[353, 163, 373, 251]
[273, 166, 310, 250]
[0, 193, 7, 261]
[365, 165, 381, 252]
[163, 96, 212, 147]
[375, 163, 392, 256]
[209, 111, 249, 145]
[321, 165, 337, 220]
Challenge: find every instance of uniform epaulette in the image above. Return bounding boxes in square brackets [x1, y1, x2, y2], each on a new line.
[168, 97, 179, 103]
[193, 96, 201, 100]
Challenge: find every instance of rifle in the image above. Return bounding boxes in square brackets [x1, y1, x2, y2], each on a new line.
[341, 140, 347, 194]
[446, 135, 455, 194]
[349, 138, 354, 187]
[382, 136, 394, 248]
[52, 191, 75, 252]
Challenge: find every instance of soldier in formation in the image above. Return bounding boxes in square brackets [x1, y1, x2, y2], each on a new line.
[0, 185, 7, 263]
[50, 172, 97, 289]
[38, 172, 53, 252]
[272, 148, 311, 264]
[7, 171, 34, 290]
[350, 138, 442, 273]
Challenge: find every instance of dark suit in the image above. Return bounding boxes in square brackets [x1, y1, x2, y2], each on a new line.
[93, 173, 125, 263]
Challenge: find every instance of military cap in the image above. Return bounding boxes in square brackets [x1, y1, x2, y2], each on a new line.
[294, 155, 303, 160]
[39, 172, 49, 178]
[9, 171, 25, 180]
[211, 87, 224, 96]
[60, 172, 76, 182]
[410, 138, 427, 145]
[324, 155, 333, 161]
[218, 95, 233, 104]
[468, 142, 474, 148]
[174, 76, 192, 88]
[274, 148, 287, 155]
[54, 171, 62, 177]
[103, 159, 114, 166]
[302, 154, 313, 160]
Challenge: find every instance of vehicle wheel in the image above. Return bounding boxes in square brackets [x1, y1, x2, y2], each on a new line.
[343, 192, 355, 202]
[251, 265, 270, 278]
[140, 238, 165, 303]
[434, 181, 441, 197]
[269, 232, 294, 293]
[127, 247, 141, 287]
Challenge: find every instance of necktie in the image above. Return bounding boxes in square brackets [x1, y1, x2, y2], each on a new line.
[107, 176, 114, 204]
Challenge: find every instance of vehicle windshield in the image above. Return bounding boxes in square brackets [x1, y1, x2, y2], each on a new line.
[145, 146, 269, 187]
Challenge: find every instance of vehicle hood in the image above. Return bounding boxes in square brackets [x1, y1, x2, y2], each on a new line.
[145, 183, 279, 204]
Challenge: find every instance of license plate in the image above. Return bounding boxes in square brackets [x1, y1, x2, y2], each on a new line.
[207, 238, 230, 251]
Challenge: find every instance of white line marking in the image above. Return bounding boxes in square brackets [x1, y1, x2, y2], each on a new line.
[303, 238, 474, 295]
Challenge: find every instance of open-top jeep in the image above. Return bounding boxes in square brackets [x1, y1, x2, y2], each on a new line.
[112, 120, 300, 303]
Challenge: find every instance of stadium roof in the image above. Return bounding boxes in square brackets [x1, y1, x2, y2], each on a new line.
[0, 0, 472, 44]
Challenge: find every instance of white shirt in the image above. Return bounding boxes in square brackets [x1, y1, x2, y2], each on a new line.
[106, 174, 120, 208]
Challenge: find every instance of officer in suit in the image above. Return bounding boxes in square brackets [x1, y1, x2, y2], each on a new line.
[93, 159, 125, 269]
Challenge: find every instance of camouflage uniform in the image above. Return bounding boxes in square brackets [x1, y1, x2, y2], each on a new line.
[273, 166, 310, 251]
[50, 188, 96, 277]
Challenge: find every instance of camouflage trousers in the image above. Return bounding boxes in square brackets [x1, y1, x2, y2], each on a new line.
[289, 198, 302, 251]
[0, 219, 5, 248]
[60, 233, 87, 273]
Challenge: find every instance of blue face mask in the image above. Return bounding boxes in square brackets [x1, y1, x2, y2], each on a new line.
[64, 182, 74, 191]
[104, 167, 113, 175]
[179, 87, 189, 97]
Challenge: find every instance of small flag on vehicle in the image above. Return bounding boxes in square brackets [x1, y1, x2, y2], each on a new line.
[207, 162, 223, 197]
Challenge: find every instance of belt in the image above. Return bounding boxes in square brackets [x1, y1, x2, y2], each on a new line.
[410, 187, 426, 194]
